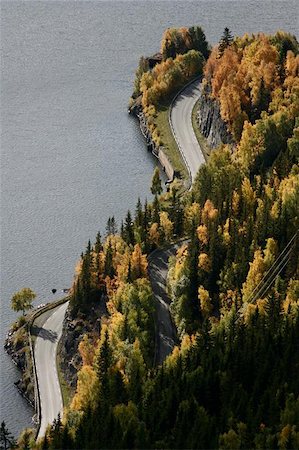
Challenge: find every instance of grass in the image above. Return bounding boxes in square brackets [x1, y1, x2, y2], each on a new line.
[191, 99, 212, 161]
[154, 102, 188, 182]
[56, 344, 74, 409]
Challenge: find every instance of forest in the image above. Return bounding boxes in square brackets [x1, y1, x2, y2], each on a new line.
[6, 27, 298, 450]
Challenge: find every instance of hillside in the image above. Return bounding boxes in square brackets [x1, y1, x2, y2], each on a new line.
[26, 28, 299, 450]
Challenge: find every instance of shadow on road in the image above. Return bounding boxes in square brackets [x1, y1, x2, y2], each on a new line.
[31, 325, 58, 342]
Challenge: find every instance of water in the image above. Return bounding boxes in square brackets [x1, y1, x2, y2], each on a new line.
[1, 0, 297, 438]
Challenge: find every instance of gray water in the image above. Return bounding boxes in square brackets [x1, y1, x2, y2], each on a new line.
[1, 0, 297, 438]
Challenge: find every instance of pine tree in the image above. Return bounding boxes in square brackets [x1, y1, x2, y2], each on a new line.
[124, 210, 135, 245]
[81, 240, 93, 304]
[218, 27, 234, 57]
[0, 422, 15, 450]
[104, 239, 115, 278]
[151, 167, 163, 196]
[106, 216, 118, 236]
[110, 216, 117, 235]
[94, 231, 102, 253]
[135, 197, 143, 228]
[152, 195, 160, 224]
[95, 328, 112, 400]
[94, 231, 102, 286]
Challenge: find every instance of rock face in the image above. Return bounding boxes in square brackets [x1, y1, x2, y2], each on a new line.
[59, 297, 108, 390]
[197, 85, 233, 148]
[4, 324, 35, 407]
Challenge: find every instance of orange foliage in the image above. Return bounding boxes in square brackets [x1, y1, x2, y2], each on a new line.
[204, 33, 286, 141]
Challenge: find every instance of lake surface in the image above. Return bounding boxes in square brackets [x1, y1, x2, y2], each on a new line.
[1, 0, 297, 437]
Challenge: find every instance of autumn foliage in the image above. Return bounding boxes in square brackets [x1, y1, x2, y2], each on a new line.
[36, 28, 299, 450]
[203, 31, 298, 142]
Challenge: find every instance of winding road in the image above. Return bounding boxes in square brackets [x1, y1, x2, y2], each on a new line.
[170, 80, 205, 183]
[148, 240, 191, 365]
[148, 246, 180, 365]
[34, 301, 69, 439]
[147, 81, 204, 364]
[32, 80, 204, 436]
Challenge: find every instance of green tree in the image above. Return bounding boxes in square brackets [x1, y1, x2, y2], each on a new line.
[95, 328, 112, 401]
[17, 428, 35, 450]
[104, 239, 115, 278]
[0, 422, 15, 450]
[151, 167, 163, 196]
[188, 26, 210, 59]
[106, 216, 117, 236]
[218, 27, 234, 57]
[11, 287, 36, 315]
[133, 56, 149, 98]
[94, 231, 102, 285]
[124, 210, 135, 245]
[94, 231, 102, 253]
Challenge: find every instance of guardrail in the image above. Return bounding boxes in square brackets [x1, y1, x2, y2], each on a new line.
[168, 76, 203, 192]
[27, 295, 70, 439]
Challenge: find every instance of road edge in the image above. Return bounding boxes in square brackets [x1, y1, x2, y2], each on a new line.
[28, 296, 70, 440]
[168, 76, 202, 191]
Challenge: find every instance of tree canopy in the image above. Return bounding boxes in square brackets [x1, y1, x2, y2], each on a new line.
[11, 287, 36, 315]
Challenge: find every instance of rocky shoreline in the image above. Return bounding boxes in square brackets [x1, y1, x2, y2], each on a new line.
[130, 69, 232, 185]
[4, 292, 110, 428]
[4, 320, 35, 410]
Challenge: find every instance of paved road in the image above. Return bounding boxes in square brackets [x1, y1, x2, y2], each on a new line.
[35, 301, 69, 439]
[148, 243, 186, 365]
[170, 80, 205, 183]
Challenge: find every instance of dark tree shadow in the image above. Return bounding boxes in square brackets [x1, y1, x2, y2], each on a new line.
[31, 325, 58, 342]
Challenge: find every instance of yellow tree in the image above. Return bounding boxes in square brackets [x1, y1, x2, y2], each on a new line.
[131, 244, 148, 280]
[159, 211, 173, 242]
[241, 177, 256, 215]
[71, 365, 98, 412]
[201, 199, 218, 225]
[198, 286, 212, 317]
[242, 249, 265, 302]
[198, 253, 211, 272]
[197, 224, 208, 245]
[78, 334, 95, 367]
[184, 202, 201, 232]
[149, 222, 160, 247]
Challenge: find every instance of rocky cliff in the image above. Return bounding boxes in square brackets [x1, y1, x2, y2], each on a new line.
[59, 297, 108, 390]
[196, 85, 233, 149]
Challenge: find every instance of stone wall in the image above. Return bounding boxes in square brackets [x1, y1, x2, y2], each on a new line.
[135, 111, 177, 181]
[196, 85, 233, 149]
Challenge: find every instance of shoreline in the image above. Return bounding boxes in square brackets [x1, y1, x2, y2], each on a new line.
[4, 296, 70, 435]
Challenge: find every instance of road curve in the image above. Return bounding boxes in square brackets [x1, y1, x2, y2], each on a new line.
[148, 243, 185, 365]
[170, 80, 205, 183]
[35, 301, 69, 440]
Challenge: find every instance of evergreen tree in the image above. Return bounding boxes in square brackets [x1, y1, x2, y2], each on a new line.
[0, 422, 15, 450]
[188, 26, 210, 59]
[135, 197, 143, 228]
[81, 240, 93, 304]
[218, 27, 234, 57]
[95, 328, 112, 400]
[94, 231, 102, 286]
[106, 216, 117, 236]
[104, 239, 115, 278]
[152, 195, 160, 224]
[124, 210, 135, 245]
[151, 167, 163, 196]
[94, 231, 102, 253]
